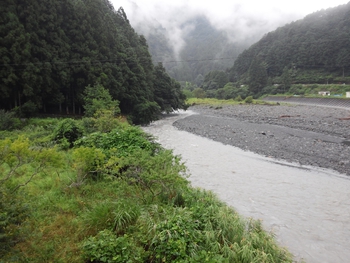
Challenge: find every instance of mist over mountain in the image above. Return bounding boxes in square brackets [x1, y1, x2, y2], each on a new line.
[195, 2, 350, 100]
[145, 16, 251, 84]
[116, 1, 306, 83]
[113, 0, 349, 84]
[134, 14, 291, 84]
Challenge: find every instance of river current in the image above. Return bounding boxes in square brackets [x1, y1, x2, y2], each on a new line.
[142, 110, 350, 263]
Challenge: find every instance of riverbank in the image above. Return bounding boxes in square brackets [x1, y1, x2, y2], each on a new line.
[173, 104, 350, 176]
[263, 96, 350, 108]
[1, 116, 294, 262]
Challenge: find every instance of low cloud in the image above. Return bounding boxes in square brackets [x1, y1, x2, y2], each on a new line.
[111, 0, 348, 57]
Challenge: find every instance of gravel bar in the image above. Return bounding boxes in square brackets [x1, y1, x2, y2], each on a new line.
[173, 104, 350, 176]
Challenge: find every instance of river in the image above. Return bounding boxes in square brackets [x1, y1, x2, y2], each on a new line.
[142, 110, 350, 263]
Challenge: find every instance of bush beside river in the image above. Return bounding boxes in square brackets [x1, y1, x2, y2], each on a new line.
[0, 113, 292, 262]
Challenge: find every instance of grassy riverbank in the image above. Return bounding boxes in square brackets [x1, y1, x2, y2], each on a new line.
[1, 113, 292, 262]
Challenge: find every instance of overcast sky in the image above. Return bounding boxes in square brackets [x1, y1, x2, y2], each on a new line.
[110, 0, 349, 55]
[113, 0, 349, 17]
[111, 1, 349, 26]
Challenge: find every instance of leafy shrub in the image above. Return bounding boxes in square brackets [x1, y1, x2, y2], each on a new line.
[235, 95, 243, 101]
[81, 230, 144, 263]
[0, 136, 64, 191]
[75, 126, 160, 157]
[149, 210, 202, 262]
[193, 88, 206, 98]
[117, 149, 188, 202]
[80, 117, 96, 134]
[182, 89, 194, 99]
[83, 84, 120, 117]
[93, 109, 123, 133]
[0, 110, 21, 131]
[244, 96, 253, 103]
[52, 118, 84, 148]
[72, 147, 106, 181]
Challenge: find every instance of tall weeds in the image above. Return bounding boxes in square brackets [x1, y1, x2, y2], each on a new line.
[0, 117, 293, 262]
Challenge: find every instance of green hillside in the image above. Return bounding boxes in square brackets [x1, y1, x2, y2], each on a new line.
[189, 2, 350, 100]
[230, 2, 350, 86]
[0, 0, 186, 124]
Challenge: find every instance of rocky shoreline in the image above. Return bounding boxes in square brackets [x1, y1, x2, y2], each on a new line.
[173, 104, 350, 176]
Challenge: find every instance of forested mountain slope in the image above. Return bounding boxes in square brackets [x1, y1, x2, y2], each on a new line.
[0, 0, 185, 124]
[230, 2, 350, 84]
[139, 16, 247, 85]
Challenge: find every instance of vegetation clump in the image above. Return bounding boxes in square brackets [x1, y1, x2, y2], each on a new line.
[0, 112, 293, 262]
[52, 118, 84, 149]
[1, 1, 187, 125]
[179, 4, 350, 101]
[0, 110, 21, 131]
[244, 96, 254, 104]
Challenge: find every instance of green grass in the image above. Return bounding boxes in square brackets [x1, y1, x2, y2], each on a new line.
[187, 97, 240, 106]
[0, 115, 293, 262]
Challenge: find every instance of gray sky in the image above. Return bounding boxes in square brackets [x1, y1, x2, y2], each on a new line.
[110, 0, 349, 55]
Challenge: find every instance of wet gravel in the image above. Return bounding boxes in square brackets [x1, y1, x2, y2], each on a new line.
[173, 104, 350, 176]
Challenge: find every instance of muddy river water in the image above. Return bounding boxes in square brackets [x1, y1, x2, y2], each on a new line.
[142, 110, 350, 263]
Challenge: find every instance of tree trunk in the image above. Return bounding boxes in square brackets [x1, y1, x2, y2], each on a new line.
[72, 100, 75, 115]
[66, 94, 69, 114]
[72, 92, 75, 115]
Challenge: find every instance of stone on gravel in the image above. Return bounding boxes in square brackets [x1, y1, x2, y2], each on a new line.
[173, 104, 350, 176]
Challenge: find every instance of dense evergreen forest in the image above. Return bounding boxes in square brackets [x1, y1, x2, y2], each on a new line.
[0, 0, 186, 124]
[186, 2, 350, 100]
[230, 2, 350, 87]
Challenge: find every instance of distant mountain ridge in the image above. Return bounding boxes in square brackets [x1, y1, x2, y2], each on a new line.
[230, 2, 350, 84]
[135, 16, 250, 84]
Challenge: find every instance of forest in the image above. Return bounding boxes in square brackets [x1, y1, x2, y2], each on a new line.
[1, 0, 349, 261]
[1, 0, 291, 261]
[0, 0, 186, 124]
[230, 2, 350, 83]
[181, 2, 350, 99]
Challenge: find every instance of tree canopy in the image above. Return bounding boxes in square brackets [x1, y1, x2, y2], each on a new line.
[229, 2, 350, 87]
[0, 0, 186, 124]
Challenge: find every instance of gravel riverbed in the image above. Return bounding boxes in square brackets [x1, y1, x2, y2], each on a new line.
[173, 104, 350, 176]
